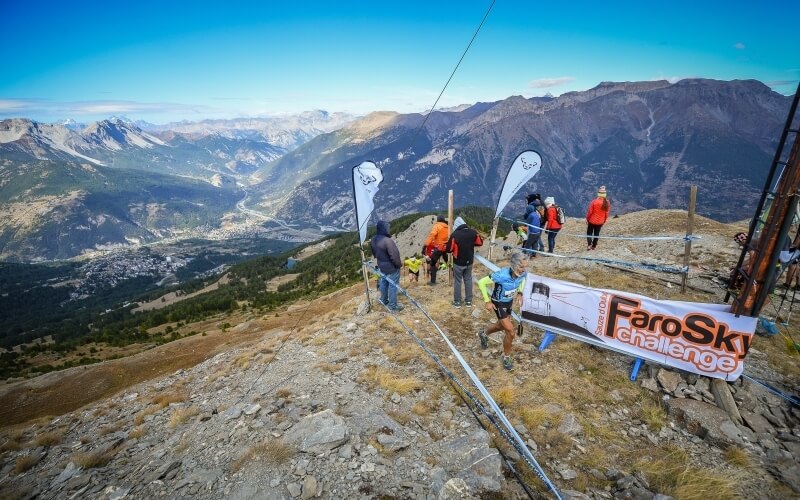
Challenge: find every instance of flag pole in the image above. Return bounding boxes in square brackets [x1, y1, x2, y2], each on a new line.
[359, 245, 372, 312]
[488, 217, 499, 260]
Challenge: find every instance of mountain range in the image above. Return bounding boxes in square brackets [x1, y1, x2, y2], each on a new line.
[257, 79, 791, 228]
[0, 79, 792, 261]
[0, 113, 355, 261]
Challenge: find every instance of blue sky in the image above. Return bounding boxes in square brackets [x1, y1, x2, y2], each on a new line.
[1, 0, 797, 124]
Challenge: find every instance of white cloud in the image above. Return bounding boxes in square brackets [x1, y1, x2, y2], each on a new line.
[528, 77, 575, 89]
[734, 42, 746, 50]
[0, 98, 227, 122]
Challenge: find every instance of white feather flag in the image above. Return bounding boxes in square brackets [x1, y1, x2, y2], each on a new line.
[351, 161, 383, 245]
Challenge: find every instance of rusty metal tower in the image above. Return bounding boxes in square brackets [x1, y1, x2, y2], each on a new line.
[727, 82, 800, 317]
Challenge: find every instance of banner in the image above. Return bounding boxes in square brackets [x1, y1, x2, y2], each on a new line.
[495, 150, 542, 218]
[351, 161, 383, 245]
[519, 273, 757, 380]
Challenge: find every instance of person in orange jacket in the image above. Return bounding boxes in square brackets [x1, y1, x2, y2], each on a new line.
[585, 185, 611, 250]
[424, 215, 450, 285]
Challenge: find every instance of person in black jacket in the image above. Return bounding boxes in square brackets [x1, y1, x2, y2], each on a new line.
[445, 216, 483, 308]
[370, 220, 404, 311]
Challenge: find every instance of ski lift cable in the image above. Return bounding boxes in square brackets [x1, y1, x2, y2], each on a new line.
[364, 261, 563, 499]
[408, 0, 496, 149]
[500, 216, 698, 242]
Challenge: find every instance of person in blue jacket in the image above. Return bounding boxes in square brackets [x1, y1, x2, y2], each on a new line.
[370, 220, 404, 312]
[523, 200, 543, 257]
[477, 252, 527, 370]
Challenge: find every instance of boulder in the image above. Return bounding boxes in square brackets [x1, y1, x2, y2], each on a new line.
[439, 429, 503, 494]
[656, 369, 682, 394]
[665, 398, 743, 447]
[284, 409, 350, 453]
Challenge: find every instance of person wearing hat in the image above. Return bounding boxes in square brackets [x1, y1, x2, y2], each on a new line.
[445, 216, 483, 307]
[542, 197, 562, 253]
[585, 185, 611, 250]
[523, 200, 543, 256]
[424, 215, 450, 285]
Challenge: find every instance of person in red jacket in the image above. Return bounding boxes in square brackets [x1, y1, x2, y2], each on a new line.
[585, 185, 611, 250]
[543, 197, 562, 253]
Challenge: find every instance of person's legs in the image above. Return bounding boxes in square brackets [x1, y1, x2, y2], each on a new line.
[378, 275, 389, 304]
[548, 230, 559, 253]
[586, 224, 593, 249]
[386, 270, 400, 308]
[463, 265, 473, 304]
[527, 233, 541, 257]
[452, 264, 464, 303]
[500, 317, 515, 356]
[590, 224, 602, 249]
[429, 250, 441, 283]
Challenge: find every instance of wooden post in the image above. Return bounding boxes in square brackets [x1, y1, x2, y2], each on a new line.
[681, 186, 697, 293]
[448, 190, 454, 233]
[448, 190, 454, 283]
[488, 218, 499, 260]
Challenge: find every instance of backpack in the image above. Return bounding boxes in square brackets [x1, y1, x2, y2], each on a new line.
[556, 205, 566, 225]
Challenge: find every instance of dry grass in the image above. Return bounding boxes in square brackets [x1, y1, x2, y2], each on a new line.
[316, 362, 342, 373]
[152, 390, 188, 408]
[133, 405, 159, 426]
[637, 398, 667, 432]
[128, 427, 146, 439]
[358, 365, 423, 395]
[98, 424, 118, 436]
[230, 439, 296, 472]
[635, 446, 740, 499]
[14, 455, 40, 474]
[71, 445, 121, 469]
[168, 406, 200, 428]
[519, 406, 550, 430]
[724, 446, 751, 467]
[492, 385, 517, 408]
[381, 342, 418, 365]
[235, 354, 251, 370]
[411, 401, 432, 416]
[174, 436, 191, 455]
[276, 388, 293, 398]
[33, 429, 65, 447]
[543, 429, 572, 455]
[1, 429, 25, 452]
[387, 409, 412, 425]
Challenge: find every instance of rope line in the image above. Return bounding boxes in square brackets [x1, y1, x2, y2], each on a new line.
[742, 374, 800, 406]
[502, 244, 688, 274]
[499, 216, 699, 242]
[365, 262, 562, 499]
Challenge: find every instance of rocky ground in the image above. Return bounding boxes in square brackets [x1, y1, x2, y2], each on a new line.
[1, 210, 798, 499]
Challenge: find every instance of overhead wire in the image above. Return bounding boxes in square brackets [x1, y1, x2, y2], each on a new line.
[408, 0, 496, 148]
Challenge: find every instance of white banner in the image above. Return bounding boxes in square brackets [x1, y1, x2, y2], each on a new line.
[495, 150, 542, 218]
[520, 273, 757, 380]
[351, 161, 383, 245]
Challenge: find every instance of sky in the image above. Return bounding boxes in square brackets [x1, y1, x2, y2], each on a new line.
[1, 0, 798, 124]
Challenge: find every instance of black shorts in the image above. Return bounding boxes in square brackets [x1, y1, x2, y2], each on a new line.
[409, 270, 419, 277]
[492, 300, 513, 320]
